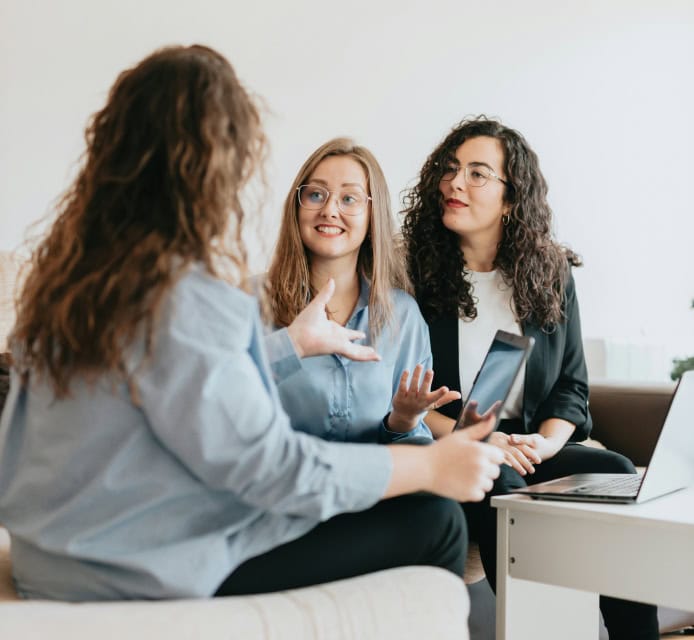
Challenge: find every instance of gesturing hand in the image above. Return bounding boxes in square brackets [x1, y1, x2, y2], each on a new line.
[286, 279, 380, 361]
[388, 364, 461, 433]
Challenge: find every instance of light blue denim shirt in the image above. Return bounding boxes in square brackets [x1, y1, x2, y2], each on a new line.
[0, 266, 391, 601]
[263, 278, 434, 444]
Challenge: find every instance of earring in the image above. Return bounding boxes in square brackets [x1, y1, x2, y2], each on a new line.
[502, 213, 511, 226]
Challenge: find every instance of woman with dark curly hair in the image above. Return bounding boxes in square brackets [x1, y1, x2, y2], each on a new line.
[402, 116, 658, 639]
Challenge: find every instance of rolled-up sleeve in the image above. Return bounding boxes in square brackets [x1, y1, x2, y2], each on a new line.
[533, 274, 591, 440]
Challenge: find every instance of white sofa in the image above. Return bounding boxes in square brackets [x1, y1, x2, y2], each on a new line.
[0, 252, 471, 639]
[0, 528, 469, 640]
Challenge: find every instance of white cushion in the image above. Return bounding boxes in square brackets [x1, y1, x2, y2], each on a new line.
[0, 528, 469, 639]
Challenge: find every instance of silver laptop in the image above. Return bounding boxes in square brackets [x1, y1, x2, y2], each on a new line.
[511, 369, 694, 504]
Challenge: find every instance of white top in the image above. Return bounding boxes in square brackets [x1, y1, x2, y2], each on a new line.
[458, 270, 525, 420]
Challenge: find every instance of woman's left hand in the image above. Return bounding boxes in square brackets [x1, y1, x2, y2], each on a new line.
[507, 433, 558, 465]
[388, 364, 461, 433]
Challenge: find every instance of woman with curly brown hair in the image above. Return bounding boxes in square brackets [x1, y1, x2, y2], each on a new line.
[402, 116, 658, 639]
[0, 47, 504, 603]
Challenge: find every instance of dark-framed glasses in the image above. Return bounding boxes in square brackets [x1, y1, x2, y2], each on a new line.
[439, 162, 507, 187]
[296, 184, 371, 215]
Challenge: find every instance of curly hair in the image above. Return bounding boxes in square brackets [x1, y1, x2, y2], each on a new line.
[11, 45, 266, 396]
[401, 115, 580, 328]
[267, 138, 410, 342]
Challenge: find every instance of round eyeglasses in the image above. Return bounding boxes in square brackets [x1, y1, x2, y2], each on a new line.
[296, 184, 371, 215]
[439, 163, 507, 188]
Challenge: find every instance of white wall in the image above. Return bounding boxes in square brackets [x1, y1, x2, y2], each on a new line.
[1, 0, 692, 380]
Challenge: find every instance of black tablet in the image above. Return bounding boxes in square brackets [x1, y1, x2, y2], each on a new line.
[452, 330, 535, 432]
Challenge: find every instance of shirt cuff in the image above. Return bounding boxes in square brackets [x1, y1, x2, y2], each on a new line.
[379, 415, 434, 444]
[264, 328, 302, 381]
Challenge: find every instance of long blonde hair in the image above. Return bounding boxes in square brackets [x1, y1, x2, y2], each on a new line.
[267, 138, 409, 341]
[12, 45, 266, 396]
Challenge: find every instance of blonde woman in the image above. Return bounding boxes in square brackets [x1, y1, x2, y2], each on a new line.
[264, 138, 460, 444]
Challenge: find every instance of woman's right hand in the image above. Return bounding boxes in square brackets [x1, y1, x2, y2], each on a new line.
[286, 279, 380, 361]
[428, 418, 505, 502]
[385, 415, 504, 503]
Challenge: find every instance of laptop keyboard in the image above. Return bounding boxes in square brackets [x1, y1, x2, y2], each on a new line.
[572, 475, 642, 496]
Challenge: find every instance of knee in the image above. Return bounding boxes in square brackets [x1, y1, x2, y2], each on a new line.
[417, 496, 467, 547]
[492, 463, 526, 494]
[579, 447, 637, 474]
[419, 496, 468, 575]
[424, 496, 467, 539]
[599, 450, 637, 474]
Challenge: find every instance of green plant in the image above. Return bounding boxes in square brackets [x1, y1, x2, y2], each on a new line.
[670, 299, 694, 381]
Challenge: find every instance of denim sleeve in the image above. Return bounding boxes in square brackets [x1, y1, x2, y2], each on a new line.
[379, 416, 434, 443]
[134, 272, 391, 521]
[263, 327, 302, 382]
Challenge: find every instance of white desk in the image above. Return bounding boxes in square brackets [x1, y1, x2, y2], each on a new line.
[492, 488, 694, 640]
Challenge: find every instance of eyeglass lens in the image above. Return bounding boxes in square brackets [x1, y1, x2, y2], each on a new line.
[298, 185, 368, 214]
[440, 164, 492, 187]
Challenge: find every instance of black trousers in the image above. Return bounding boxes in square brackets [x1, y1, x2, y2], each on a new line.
[463, 442, 659, 640]
[215, 493, 466, 596]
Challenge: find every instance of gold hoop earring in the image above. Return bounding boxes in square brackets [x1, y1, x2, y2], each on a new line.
[502, 213, 510, 226]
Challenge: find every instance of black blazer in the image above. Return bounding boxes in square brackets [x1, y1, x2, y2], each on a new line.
[428, 274, 592, 441]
